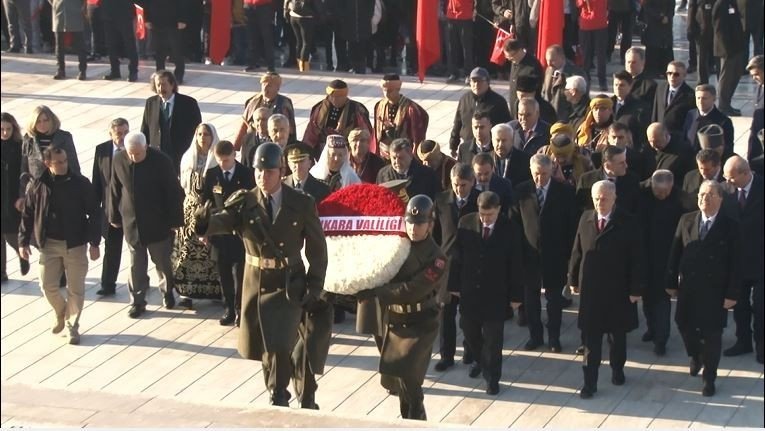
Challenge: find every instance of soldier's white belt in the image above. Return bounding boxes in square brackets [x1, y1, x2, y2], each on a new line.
[245, 255, 294, 269]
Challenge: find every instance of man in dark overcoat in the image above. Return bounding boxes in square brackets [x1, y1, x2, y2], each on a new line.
[576, 145, 640, 214]
[355, 195, 448, 420]
[651, 61, 695, 137]
[511, 154, 578, 353]
[569, 180, 644, 399]
[109, 132, 185, 318]
[666, 180, 740, 396]
[376, 138, 442, 200]
[197, 143, 328, 407]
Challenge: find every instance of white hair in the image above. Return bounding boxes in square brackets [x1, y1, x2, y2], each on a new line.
[491, 123, 513, 136]
[566, 75, 587, 94]
[651, 169, 674, 186]
[125, 131, 147, 149]
[591, 179, 616, 197]
[530, 153, 553, 169]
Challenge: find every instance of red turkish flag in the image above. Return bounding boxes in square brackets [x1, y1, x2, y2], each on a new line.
[415, 0, 441, 83]
[490, 28, 513, 66]
[535, 0, 564, 67]
[209, 0, 232, 64]
[135, 5, 146, 41]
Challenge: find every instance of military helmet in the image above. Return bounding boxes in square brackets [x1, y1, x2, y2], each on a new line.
[253, 142, 283, 170]
[405, 194, 434, 224]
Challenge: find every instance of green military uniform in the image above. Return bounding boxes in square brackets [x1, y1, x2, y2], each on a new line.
[201, 182, 327, 406]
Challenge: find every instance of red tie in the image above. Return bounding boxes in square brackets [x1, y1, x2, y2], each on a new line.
[482, 226, 491, 240]
[597, 218, 606, 232]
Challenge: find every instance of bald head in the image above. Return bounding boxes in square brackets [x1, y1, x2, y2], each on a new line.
[723, 155, 753, 188]
[647, 122, 670, 151]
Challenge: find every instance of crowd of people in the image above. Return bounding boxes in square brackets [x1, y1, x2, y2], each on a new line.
[1, 0, 764, 423]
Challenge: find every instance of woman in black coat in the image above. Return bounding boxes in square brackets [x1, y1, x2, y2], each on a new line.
[1, 112, 29, 281]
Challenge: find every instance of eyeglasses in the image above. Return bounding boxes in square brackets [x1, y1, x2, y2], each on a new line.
[665, 71, 681, 77]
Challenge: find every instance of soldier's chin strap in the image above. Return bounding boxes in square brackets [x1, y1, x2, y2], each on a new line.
[248, 203, 292, 301]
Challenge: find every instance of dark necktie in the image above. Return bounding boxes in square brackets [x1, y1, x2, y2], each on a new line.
[667, 89, 676, 105]
[536, 187, 545, 209]
[482, 226, 491, 240]
[265, 195, 274, 220]
[457, 198, 465, 209]
[163, 101, 171, 121]
[738, 189, 747, 210]
[700, 219, 711, 240]
[615, 101, 622, 116]
[224, 171, 231, 182]
[597, 218, 606, 232]
[295, 180, 302, 190]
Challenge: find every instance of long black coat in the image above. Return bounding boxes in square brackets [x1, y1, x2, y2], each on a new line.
[140, 93, 202, 173]
[652, 81, 695, 135]
[735, 174, 764, 282]
[449, 89, 511, 153]
[612, 95, 650, 150]
[511, 179, 579, 292]
[142, 0, 191, 27]
[569, 208, 644, 333]
[629, 73, 658, 112]
[640, 0, 674, 48]
[493, 148, 532, 191]
[667, 211, 739, 330]
[576, 168, 640, 214]
[331, 0, 374, 42]
[650, 135, 696, 182]
[376, 160, 442, 200]
[683, 107, 735, 159]
[433, 188, 479, 296]
[637, 186, 685, 301]
[454, 213, 524, 322]
[1, 138, 22, 234]
[108, 147, 185, 247]
[712, 0, 745, 57]
[509, 53, 544, 119]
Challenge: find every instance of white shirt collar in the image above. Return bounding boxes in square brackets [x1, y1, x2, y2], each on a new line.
[597, 211, 612, 222]
[112, 142, 123, 155]
[701, 212, 717, 225]
[162, 93, 176, 107]
[223, 164, 236, 177]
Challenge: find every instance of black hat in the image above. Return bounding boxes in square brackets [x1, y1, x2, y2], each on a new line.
[516, 75, 538, 93]
[284, 142, 313, 163]
[253, 142, 283, 169]
[405, 194, 434, 224]
[697, 124, 724, 150]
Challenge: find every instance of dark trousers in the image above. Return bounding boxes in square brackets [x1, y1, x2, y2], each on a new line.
[54, 31, 87, 73]
[152, 25, 185, 81]
[526, 281, 563, 343]
[563, 14, 579, 61]
[262, 350, 293, 400]
[322, 17, 348, 70]
[289, 16, 315, 62]
[245, 5, 275, 70]
[348, 39, 369, 73]
[718, 52, 743, 110]
[392, 375, 427, 420]
[473, 18, 494, 71]
[438, 294, 472, 360]
[679, 326, 722, 383]
[100, 225, 123, 290]
[85, 3, 106, 56]
[579, 27, 608, 88]
[607, 10, 633, 63]
[695, 38, 714, 84]
[642, 291, 671, 347]
[582, 329, 626, 388]
[733, 280, 765, 350]
[1, 232, 19, 276]
[104, 18, 138, 76]
[213, 235, 244, 314]
[2, 0, 33, 51]
[446, 19, 473, 77]
[126, 237, 174, 306]
[461, 315, 504, 385]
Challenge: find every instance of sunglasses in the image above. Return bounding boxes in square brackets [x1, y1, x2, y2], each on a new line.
[665, 71, 682, 77]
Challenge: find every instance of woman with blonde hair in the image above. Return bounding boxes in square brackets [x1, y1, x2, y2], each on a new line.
[172, 122, 221, 309]
[20, 105, 80, 194]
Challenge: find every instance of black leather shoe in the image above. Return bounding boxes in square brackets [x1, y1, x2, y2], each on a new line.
[53, 71, 66, 80]
[575, 345, 585, 355]
[96, 287, 116, 296]
[219, 309, 236, 326]
[270, 392, 290, 407]
[20, 258, 30, 276]
[468, 365, 482, 378]
[689, 356, 702, 376]
[723, 343, 753, 356]
[434, 358, 454, 371]
[757, 345, 764, 364]
[611, 369, 625, 385]
[486, 381, 500, 395]
[163, 292, 176, 309]
[128, 304, 146, 318]
[549, 338, 562, 353]
[654, 344, 666, 356]
[77, 72, 86, 81]
[525, 338, 543, 351]
[579, 385, 596, 399]
[702, 381, 715, 397]
[178, 298, 193, 309]
[462, 350, 474, 365]
[128, 72, 138, 82]
[103, 73, 121, 80]
[641, 331, 654, 342]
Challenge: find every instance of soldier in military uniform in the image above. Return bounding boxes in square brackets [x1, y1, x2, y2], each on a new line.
[196, 143, 328, 407]
[355, 195, 448, 420]
[281, 141, 334, 409]
[302, 79, 374, 159]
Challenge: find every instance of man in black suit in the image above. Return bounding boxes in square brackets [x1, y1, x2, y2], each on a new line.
[638, 170, 685, 355]
[602, 123, 655, 181]
[109, 132, 185, 318]
[432, 163, 479, 371]
[722, 156, 764, 364]
[511, 154, 578, 352]
[376, 139, 441, 200]
[569, 180, 643, 399]
[576, 145, 640, 214]
[491, 123, 533, 188]
[612, 70, 649, 150]
[449, 68, 512, 157]
[682, 84, 735, 158]
[651, 61, 696, 136]
[140, 70, 202, 173]
[646, 122, 696, 182]
[454, 191, 523, 395]
[200, 140, 255, 326]
[542, 44, 585, 122]
[508, 98, 552, 156]
[625, 47, 657, 112]
[457, 112, 494, 165]
[91, 118, 128, 296]
[503, 38, 544, 120]
[473, 151, 513, 216]
[683, 149, 725, 196]
[143, 0, 189, 83]
[667, 180, 740, 396]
